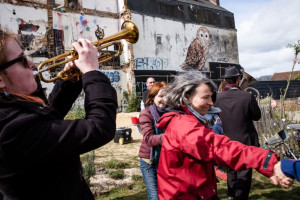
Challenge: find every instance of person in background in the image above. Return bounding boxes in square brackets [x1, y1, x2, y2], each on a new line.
[138, 81, 167, 200]
[0, 34, 117, 200]
[156, 71, 293, 200]
[141, 77, 155, 110]
[214, 66, 261, 200]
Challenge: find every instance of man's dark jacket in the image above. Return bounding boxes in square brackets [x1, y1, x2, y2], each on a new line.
[142, 89, 149, 103]
[215, 89, 261, 146]
[0, 71, 117, 200]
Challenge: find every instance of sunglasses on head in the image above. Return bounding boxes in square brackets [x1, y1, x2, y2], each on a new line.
[0, 54, 29, 70]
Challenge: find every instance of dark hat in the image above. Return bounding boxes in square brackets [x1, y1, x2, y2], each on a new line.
[222, 66, 243, 78]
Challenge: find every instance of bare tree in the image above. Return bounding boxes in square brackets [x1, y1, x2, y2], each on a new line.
[283, 40, 300, 99]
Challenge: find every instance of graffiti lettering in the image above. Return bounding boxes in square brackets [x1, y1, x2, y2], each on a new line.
[112, 83, 122, 93]
[135, 57, 168, 70]
[102, 71, 120, 83]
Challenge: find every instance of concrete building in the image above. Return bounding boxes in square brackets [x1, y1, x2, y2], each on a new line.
[0, 0, 239, 110]
[129, 0, 239, 93]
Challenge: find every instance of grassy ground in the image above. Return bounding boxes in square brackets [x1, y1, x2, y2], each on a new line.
[68, 110, 300, 199]
[217, 171, 300, 200]
[96, 170, 300, 200]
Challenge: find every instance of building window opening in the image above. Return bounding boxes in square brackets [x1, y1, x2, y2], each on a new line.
[156, 35, 162, 45]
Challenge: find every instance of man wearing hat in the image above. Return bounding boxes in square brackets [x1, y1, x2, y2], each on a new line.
[215, 66, 261, 200]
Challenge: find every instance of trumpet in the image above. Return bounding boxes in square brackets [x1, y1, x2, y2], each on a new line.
[36, 21, 139, 83]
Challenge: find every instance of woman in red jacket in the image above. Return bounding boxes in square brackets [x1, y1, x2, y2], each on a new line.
[138, 81, 167, 200]
[156, 71, 293, 200]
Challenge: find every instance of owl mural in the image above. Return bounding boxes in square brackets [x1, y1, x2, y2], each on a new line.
[181, 27, 210, 71]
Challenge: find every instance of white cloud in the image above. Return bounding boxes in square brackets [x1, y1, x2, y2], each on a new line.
[240, 48, 294, 78]
[222, 0, 300, 78]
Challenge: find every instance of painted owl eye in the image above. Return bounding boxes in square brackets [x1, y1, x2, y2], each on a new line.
[200, 34, 203, 37]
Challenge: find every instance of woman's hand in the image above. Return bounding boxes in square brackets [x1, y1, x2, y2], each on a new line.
[70, 38, 98, 74]
[270, 161, 294, 188]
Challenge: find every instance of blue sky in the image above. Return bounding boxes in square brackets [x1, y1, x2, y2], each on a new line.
[220, 0, 300, 78]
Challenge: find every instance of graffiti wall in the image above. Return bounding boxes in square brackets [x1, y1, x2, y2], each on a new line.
[52, 11, 119, 51]
[135, 57, 168, 70]
[132, 13, 239, 72]
[101, 70, 126, 110]
[82, 0, 119, 13]
[0, 1, 131, 109]
[0, 3, 48, 55]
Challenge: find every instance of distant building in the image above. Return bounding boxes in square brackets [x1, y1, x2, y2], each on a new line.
[257, 75, 272, 81]
[129, 0, 239, 93]
[270, 70, 300, 81]
[0, 0, 239, 110]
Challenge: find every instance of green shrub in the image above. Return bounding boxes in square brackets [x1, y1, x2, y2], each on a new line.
[103, 159, 130, 169]
[259, 96, 272, 105]
[65, 106, 86, 120]
[131, 174, 143, 181]
[81, 151, 96, 186]
[123, 91, 141, 112]
[108, 169, 124, 179]
[294, 74, 300, 80]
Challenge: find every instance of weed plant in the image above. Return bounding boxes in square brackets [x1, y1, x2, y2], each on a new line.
[102, 159, 130, 169]
[65, 106, 85, 120]
[131, 174, 143, 181]
[81, 151, 96, 186]
[123, 91, 141, 112]
[108, 169, 124, 180]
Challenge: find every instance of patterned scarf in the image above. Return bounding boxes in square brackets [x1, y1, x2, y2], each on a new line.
[223, 83, 240, 91]
[148, 104, 168, 167]
[186, 105, 210, 128]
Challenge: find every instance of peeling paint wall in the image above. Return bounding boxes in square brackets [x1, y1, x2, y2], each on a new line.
[52, 11, 119, 50]
[131, 13, 239, 72]
[0, 3, 49, 66]
[82, 0, 118, 13]
[0, 0, 240, 110]
[101, 69, 127, 108]
[55, 0, 64, 5]
[0, 1, 128, 110]
[68, 69, 127, 110]
[0, 3, 48, 35]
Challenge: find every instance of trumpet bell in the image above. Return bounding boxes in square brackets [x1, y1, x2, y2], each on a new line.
[121, 21, 139, 44]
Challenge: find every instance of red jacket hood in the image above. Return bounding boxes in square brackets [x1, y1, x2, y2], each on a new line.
[156, 106, 191, 130]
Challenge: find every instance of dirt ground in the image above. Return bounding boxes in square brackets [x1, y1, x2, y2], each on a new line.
[90, 112, 143, 190]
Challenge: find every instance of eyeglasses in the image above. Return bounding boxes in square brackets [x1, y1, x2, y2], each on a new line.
[0, 54, 29, 70]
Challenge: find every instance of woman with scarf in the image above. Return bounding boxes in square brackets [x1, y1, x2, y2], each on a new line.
[138, 81, 167, 200]
[156, 71, 293, 200]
